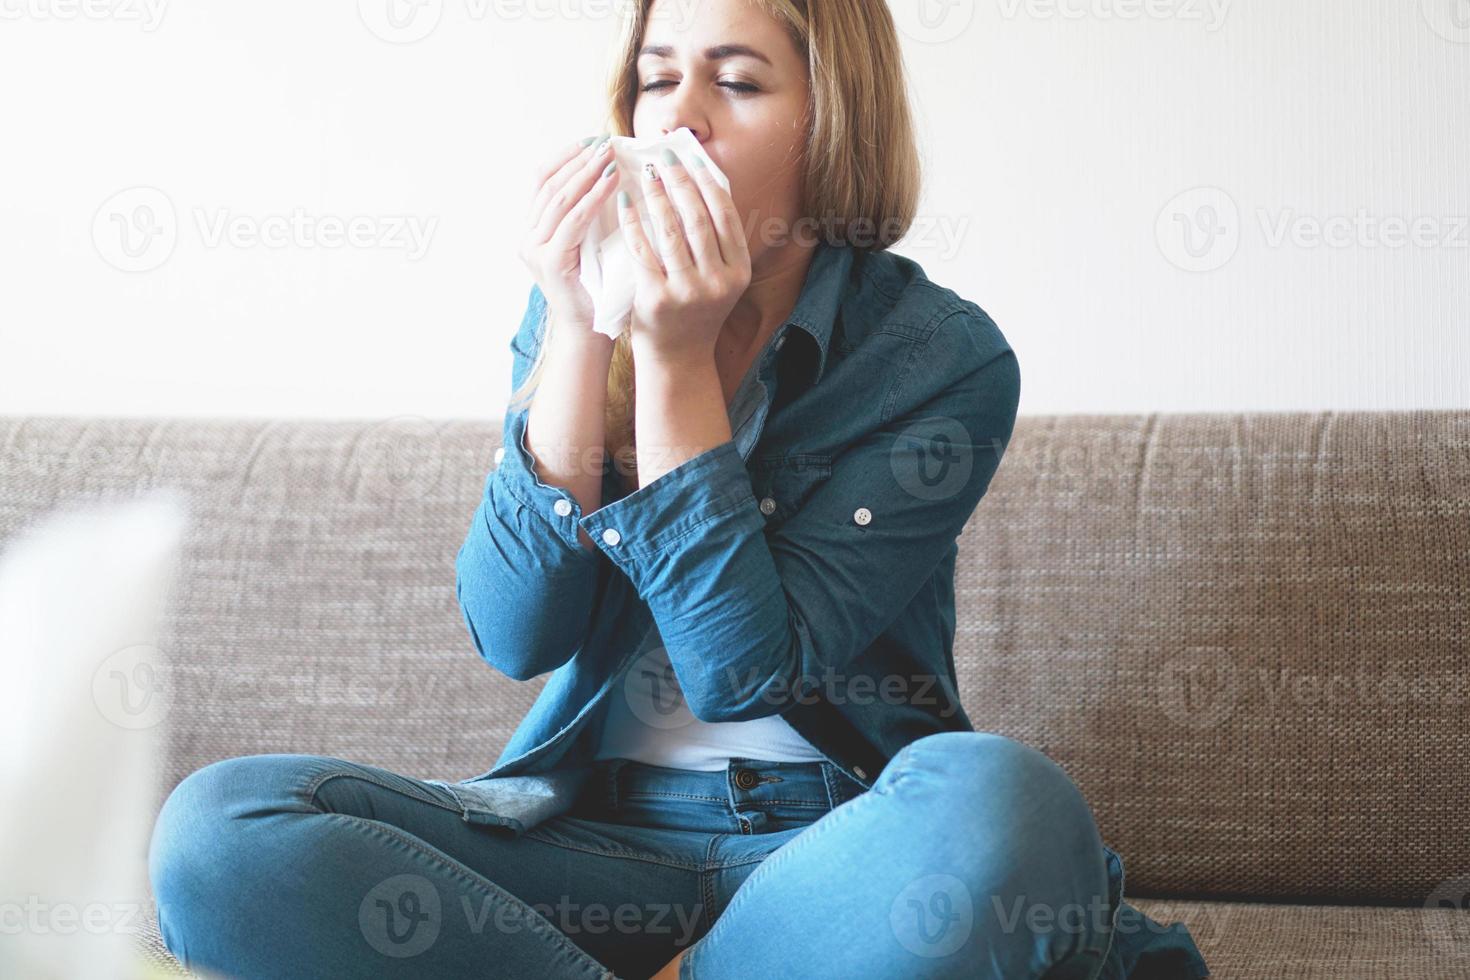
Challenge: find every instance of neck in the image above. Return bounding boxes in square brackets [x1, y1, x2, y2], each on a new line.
[718, 240, 817, 363]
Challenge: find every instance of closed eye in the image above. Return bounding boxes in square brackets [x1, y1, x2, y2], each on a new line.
[640, 80, 760, 95]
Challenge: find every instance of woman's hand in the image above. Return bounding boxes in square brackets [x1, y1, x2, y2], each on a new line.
[619, 148, 752, 368]
[518, 134, 621, 331]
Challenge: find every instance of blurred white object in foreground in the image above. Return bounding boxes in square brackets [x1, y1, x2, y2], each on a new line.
[0, 491, 188, 980]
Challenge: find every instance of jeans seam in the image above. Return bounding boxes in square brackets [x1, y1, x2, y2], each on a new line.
[304, 768, 463, 816]
[690, 785, 870, 961]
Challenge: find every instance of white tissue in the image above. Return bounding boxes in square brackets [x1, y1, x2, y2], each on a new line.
[578, 127, 731, 340]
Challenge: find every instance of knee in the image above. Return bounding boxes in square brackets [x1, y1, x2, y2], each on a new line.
[888, 731, 1099, 854]
[148, 754, 311, 908]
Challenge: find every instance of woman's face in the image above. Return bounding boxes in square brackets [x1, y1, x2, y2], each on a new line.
[633, 0, 810, 255]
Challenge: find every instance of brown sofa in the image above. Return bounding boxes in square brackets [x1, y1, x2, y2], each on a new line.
[2, 410, 1466, 978]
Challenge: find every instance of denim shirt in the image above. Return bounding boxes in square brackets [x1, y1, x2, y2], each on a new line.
[438, 241, 1208, 980]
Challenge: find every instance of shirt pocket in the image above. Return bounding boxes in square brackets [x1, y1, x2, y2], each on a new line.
[749, 453, 833, 532]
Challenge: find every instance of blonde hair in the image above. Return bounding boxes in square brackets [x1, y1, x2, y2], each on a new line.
[508, 0, 922, 493]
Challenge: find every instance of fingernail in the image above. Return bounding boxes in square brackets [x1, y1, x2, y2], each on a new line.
[617, 190, 631, 208]
[578, 135, 598, 146]
[661, 147, 681, 167]
[644, 161, 661, 182]
[689, 154, 706, 169]
[602, 161, 617, 178]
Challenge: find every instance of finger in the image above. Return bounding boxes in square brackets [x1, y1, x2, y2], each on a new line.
[527, 136, 598, 221]
[532, 136, 616, 244]
[682, 153, 749, 271]
[639, 159, 697, 276]
[617, 185, 667, 285]
[653, 147, 720, 272]
[546, 156, 622, 255]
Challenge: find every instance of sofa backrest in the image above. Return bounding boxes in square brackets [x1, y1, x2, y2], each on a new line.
[1, 411, 1464, 906]
[952, 410, 1468, 907]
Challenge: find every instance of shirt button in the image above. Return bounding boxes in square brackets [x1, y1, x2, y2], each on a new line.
[553, 498, 572, 517]
[602, 528, 621, 546]
[853, 507, 872, 526]
[853, 765, 867, 780]
[493, 446, 505, 466]
[759, 496, 777, 516]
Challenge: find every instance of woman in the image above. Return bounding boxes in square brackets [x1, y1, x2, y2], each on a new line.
[149, 1, 1210, 977]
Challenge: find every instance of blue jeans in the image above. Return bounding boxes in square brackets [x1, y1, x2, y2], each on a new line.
[148, 731, 1117, 979]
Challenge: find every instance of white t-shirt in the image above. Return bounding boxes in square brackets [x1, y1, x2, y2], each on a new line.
[591, 623, 826, 771]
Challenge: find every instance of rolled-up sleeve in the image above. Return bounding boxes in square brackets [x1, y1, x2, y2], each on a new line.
[577, 309, 1021, 722]
[455, 284, 606, 682]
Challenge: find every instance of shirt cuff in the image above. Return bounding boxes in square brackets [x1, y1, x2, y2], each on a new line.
[577, 438, 761, 559]
[492, 407, 604, 559]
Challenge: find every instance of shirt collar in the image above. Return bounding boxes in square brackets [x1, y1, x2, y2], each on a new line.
[780, 239, 854, 385]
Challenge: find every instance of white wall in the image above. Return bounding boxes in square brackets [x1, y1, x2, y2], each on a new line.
[1, 0, 1465, 419]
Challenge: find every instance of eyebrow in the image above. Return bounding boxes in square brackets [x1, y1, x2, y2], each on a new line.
[637, 43, 772, 67]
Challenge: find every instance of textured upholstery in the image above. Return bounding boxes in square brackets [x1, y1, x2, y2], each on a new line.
[1, 411, 1466, 977]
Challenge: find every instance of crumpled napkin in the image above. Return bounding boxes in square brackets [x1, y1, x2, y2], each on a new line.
[578, 127, 731, 339]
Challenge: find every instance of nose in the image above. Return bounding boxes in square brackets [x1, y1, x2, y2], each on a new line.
[662, 124, 704, 142]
